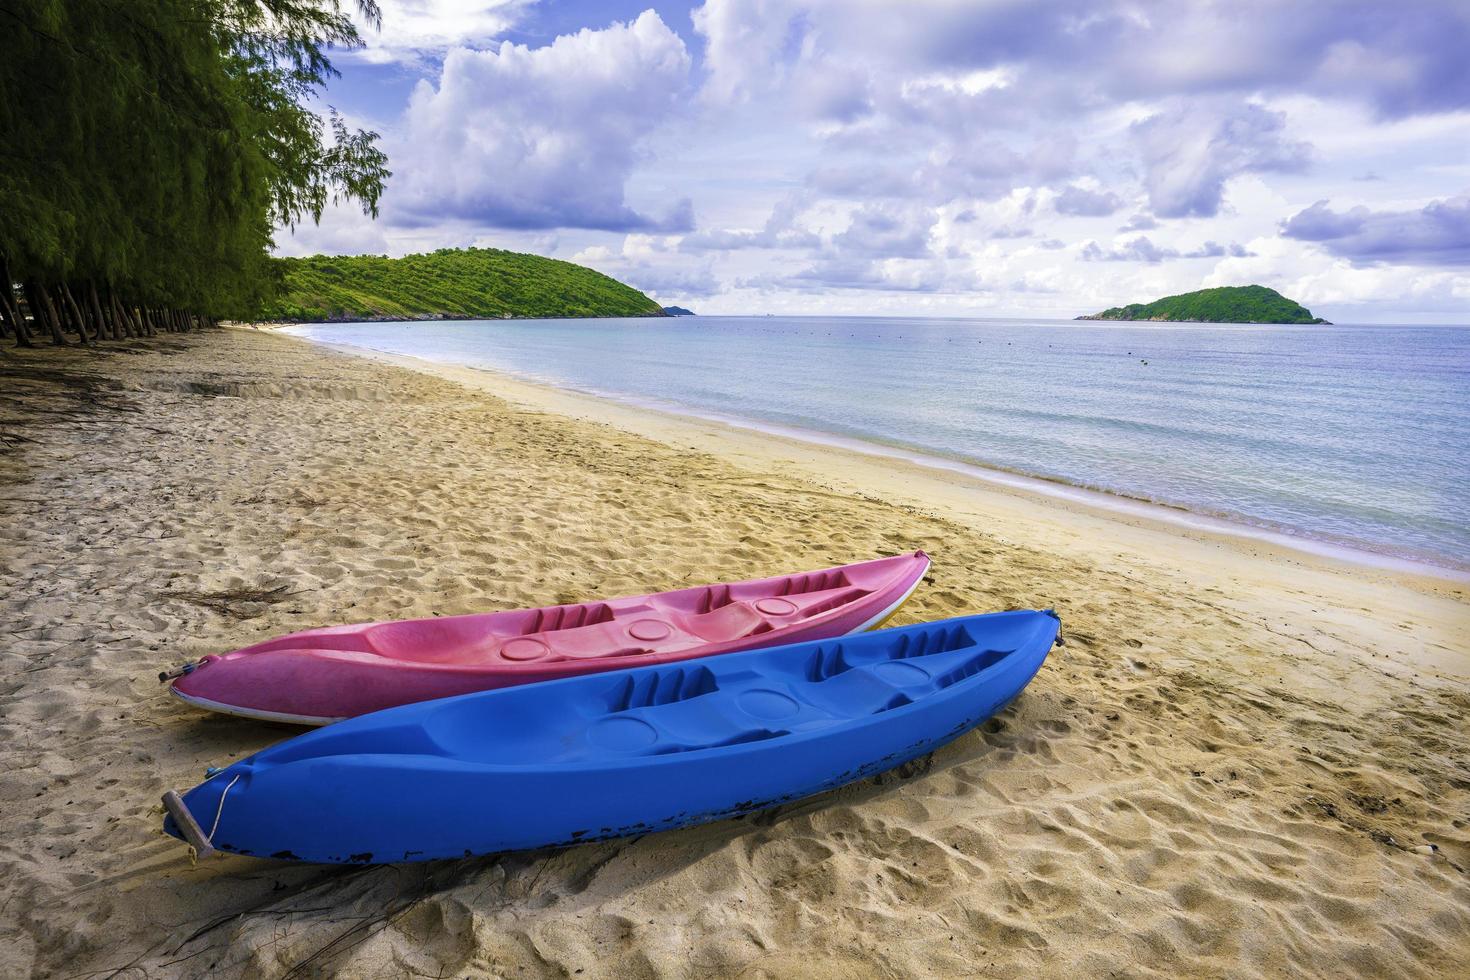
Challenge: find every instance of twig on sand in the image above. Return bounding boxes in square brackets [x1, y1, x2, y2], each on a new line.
[156, 584, 301, 619]
[280, 872, 441, 979]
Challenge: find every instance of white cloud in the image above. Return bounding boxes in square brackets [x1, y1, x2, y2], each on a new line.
[574, 236, 722, 299]
[274, 202, 390, 257]
[347, 0, 530, 65]
[389, 10, 693, 232]
[1053, 183, 1123, 217]
[691, 0, 804, 104]
[680, 196, 822, 251]
[1131, 101, 1312, 218]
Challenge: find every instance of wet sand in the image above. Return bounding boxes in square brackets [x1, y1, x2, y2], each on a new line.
[2, 327, 1467, 977]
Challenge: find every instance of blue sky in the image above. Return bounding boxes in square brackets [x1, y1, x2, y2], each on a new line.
[281, 0, 1470, 321]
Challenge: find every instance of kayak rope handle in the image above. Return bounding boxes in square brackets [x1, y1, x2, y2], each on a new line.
[162, 772, 239, 863]
[1042, 608, 1065, 645]
[209, 774, 242, 842]
[158, 659, 204, 683]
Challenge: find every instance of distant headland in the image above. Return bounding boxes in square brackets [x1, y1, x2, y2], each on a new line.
[259, 248, 667, 323]
[662, 306, 696, 316]
[1077, 285, 1331, 324]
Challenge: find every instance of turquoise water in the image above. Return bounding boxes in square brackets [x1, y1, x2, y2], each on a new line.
[287, 316, 1470, 569]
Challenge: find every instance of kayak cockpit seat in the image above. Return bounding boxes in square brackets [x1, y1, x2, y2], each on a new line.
[777, 587, 871, 619]
[537, 626, 663, 661]
[933, 648, 1015, 689]
[518, 602, 615, 633]
[604, 664, 719, 711]
[673, 585, 872, 644]
[798, 624, 979, 683]
[887, 624, 978, 661]
[814, 654, 1004, 714]
[771, 568, 852, 595]
[792, 627, 1008, 716]
[689, 583, 737, 613]
[364, 605, 650, 664]
[674, 602, 770, 643]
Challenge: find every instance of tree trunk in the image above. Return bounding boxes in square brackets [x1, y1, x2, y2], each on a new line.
[12, 302, 33, 346]
[115, 292, 138, 338]
[60, 283, 94, 345]
[25, 282, 67, 345]
[105, 289, 129, 338]
[53, 285, 78, 334]
[51, 283, 84, 343]
[2, 259, 33, 347]
[111, 293, 133, 337]
[86, 282, 112, 340]
[103, 286, 121, 339]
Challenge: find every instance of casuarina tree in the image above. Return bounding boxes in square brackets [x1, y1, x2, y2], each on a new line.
[0, 0, 391, 344]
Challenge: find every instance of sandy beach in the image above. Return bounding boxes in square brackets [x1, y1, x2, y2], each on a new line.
[2, 326, 1467, 977]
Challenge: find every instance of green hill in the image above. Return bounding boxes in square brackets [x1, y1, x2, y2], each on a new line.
[258, 247, 666, 322]
[1077, 285, 1330, 324]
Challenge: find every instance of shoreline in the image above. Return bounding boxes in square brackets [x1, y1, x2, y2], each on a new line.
[276, 326, 1470, 591]
[5, 328, 1468, 977]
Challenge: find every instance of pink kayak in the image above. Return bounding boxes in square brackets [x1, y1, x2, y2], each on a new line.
[165, 551, 930, 725]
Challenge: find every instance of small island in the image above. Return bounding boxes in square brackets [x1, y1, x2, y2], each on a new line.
[662, 305, 696, 316]
[1077, 285, 1331, 324]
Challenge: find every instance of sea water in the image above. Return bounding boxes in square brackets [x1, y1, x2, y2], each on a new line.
[285, 316, 1470, 570]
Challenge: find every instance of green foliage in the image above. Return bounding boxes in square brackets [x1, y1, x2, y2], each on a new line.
[0, 0, 389, 319]
[260, 248, 666, 321]
[1085, 285, 1330, 324]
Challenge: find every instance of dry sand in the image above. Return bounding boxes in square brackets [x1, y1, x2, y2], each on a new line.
[1, 326, 1467, 978]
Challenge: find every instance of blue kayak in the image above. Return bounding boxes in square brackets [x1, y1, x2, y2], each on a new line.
[163, 610, 1059, 863]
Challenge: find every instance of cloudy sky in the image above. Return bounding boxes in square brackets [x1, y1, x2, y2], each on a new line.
[281, 0, 1470, 321]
